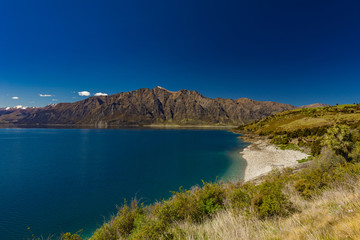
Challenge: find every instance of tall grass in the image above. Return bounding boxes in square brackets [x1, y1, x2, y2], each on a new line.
[173, 179, 360, 240]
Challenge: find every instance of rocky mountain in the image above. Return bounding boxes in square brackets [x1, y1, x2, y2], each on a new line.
[0, 87, 296, 126]
[299, 103, 331, 109]
[0, 107, 38, 124]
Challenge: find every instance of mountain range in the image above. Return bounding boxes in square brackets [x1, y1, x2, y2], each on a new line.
[0, 87, 325, 127]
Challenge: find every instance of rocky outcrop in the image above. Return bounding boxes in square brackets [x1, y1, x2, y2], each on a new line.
[0, 87, 296, 126]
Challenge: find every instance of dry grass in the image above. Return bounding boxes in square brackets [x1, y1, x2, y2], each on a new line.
[281, 117, 330, 130]
[242, 105, 360, 133]
[172, 180, 360, 240]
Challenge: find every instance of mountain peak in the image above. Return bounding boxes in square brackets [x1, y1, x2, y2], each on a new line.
[155, 86, 166, 90]
[154, 86, 176, 93]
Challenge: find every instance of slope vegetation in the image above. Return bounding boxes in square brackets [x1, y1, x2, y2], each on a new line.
[241, 104, 360, 134]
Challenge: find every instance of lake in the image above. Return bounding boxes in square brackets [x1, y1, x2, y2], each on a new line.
[0, 128, 248, 239]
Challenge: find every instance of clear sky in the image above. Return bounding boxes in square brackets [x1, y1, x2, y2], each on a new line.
[0, 0, 360, 107]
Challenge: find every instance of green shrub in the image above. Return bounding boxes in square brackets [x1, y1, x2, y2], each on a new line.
[331, 162, 360, 183]
[91, 223, 117, 240]
[293, 171, 326, 199]
[293, 178, 313, 199]
[154, 182, 225, 226]
[112, 200, 144, 238]
[294, 160, 360, 200]
[155, 187, 199, 223]
[314, 148, 346, 171]
[228, 188, 251, 211]
[90, 200, 144, 240]
[197, 182, 225, 217]
[294, 149, 352, 199]
[349, 142, 360, 163]
[322, 125, 354, 160]
[311, 139, 322, 156]
[130, 219, 172, 240]
[271, 135, 290, 145]
[252, 181, 293, 218]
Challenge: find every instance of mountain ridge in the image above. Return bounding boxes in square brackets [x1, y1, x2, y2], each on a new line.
[0, 87, 309, 126]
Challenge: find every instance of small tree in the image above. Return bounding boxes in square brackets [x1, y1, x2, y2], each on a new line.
[322, 125, 354, 160]
[349, 142, 360, 163]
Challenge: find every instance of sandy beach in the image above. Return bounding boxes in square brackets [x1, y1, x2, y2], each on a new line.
[240, 139, 309, 182]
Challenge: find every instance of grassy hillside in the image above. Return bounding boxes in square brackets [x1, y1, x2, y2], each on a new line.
[36, 105, 360, 240]
[240, 104, 360, 134]
[238, 104, 360, 158]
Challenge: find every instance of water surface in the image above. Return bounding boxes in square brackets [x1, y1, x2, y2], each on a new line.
[0, 128, 247, 239]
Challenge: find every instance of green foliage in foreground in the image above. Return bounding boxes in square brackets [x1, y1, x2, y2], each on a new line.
[39, 124, 360, 240]
[86, 179, 298, 239]
[84, 152, 360, 239]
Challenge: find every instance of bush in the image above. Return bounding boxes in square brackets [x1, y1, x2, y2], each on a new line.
[271, 135, 289, 145]
[314, 148, 346, 171]
[91, 223, 116, 240]
[112, 200, 144, 238]
[90, 200, 144, 240]
[293, 169, 326, 199]
[293, 178, 313, 199]
[130, 219, 172, 240]
[294, 148, 353, 199]
[322, 125, 354, 160]
[331, 162, 360, 183]
[349, 142, 360, 163]
[155, 182, 225, 224]
[197, 182, 225, 217]
[311, 139, 322, 156]
[252, 181, 293, 218]
[155, 187, 199, 223]
[228, 188, 251, 212]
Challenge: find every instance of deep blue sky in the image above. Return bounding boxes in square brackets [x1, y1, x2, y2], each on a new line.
[0, 0, 360, 107]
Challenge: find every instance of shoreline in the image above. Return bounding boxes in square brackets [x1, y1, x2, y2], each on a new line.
[238, 134, 309, 182]
[0, 123, 237, 129]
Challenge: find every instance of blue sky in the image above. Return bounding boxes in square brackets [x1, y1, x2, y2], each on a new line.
[0, 0, 360, 107]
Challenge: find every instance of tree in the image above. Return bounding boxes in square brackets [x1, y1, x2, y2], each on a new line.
[349, 142, 360, 163]
[322, 125, 354, 160]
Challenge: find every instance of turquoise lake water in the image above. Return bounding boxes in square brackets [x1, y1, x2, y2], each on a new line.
[0, 128, 248, 239]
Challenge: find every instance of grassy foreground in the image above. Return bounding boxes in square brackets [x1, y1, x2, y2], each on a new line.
[34, 105, 360, 240]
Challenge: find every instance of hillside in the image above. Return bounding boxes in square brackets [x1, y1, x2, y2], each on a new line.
[240, 104, 360, 134]
[0, 87, 295, 126]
